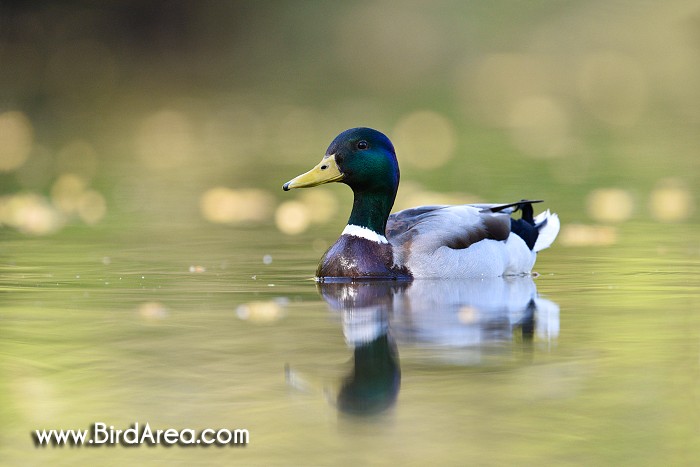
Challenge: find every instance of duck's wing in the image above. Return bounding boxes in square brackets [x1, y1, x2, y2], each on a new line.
[386, 204, 511, 253]
[386, 201, 558, 277]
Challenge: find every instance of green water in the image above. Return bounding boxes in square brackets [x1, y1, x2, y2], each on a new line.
[1, 220, 698, 465]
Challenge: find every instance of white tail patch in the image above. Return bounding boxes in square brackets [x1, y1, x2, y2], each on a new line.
[533, 210, 560, 252]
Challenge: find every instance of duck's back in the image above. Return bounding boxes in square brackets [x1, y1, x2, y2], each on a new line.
[386, 204, 555, 278]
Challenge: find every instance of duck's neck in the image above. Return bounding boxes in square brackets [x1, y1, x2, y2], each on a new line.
[347, 190, 395, 238]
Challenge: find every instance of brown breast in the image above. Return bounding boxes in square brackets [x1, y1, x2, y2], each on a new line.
[316, 235, 412, 281]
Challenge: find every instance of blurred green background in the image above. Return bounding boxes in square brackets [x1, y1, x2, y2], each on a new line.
[1, 0, 697, 238]
[2, 2, 700, 465]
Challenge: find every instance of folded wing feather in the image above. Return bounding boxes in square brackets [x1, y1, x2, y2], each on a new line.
[387, 205, 512, 264]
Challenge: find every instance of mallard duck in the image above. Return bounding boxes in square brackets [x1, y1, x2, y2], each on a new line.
[283, 127, 559, 281]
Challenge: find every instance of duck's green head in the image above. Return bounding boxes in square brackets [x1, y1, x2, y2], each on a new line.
[283, 127, 400, 196]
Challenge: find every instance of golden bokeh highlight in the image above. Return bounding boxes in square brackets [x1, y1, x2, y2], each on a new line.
[586, 188, 634, 223]
[138, 302, 169, 321]
[457, 306, 479, 325]
[274, 200, 311, 235]
[200, 187, 274, 224]
[560, 224, 617, 247]
[11, 375, 60, 424]
[274, 189, 340, 235]
[50, 173, 107, 225]
[51, 174, 88, 214]
[393, 111, 456, 169]
[0, 111, 34, 171]
[649, 178, 693, 223]
[0, 193, 64, 236]
[236, 299, 288, 323]
[77, 190, 107, 225]
[297, 189, 338, 224]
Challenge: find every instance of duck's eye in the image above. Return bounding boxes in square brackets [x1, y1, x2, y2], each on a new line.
[357, 140, 369, 150]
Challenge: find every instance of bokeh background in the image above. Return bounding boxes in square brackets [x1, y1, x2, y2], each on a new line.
[2, 2, 700, 465]
[1, 0, 697, 239]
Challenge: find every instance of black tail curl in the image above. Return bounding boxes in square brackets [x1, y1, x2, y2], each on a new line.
[479, 200, 545, 250]
[482, 199, 543, 218]
[504, 200, 543, 250]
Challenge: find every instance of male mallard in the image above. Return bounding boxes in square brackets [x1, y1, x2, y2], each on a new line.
[283, 127, 559, 281]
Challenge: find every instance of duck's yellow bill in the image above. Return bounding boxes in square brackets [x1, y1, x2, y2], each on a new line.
[283, 154, 343, 191]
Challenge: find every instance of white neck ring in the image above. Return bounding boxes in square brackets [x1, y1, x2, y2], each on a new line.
[341, 224, 388, 244]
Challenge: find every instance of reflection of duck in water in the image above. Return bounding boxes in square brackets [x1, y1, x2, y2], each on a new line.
[389, 277, 559, 349]
[284, 127, 559, 280]
[338, 332, 399, 416]
[317, 278, 559, 414]
[321, 282, 405, 415]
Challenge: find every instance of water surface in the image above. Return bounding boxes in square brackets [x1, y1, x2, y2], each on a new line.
[1, 220, 699, 465]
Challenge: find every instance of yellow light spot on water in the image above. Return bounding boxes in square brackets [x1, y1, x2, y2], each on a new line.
[393, 111, 456, 169]
[587, 188, 634, 223]
[12, 376, 59, 423]
[200, 187, 274, 224]
[578, 52, 648, 127]
[508, 96, 573, 158]
[236, 299, 287, 323]
[275, 200, 311, 235]
[0, 111, 33, 172]
[0, 193, 64, 236]
[51, 174, 88, 215]
[138, 302, 169, 321]
[458, 306, 478, 324]
[649, 178, 693, 222]
[560, 224, 617, 247]
[47, 174, 106, 226]
[78, 190, 107, 225]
